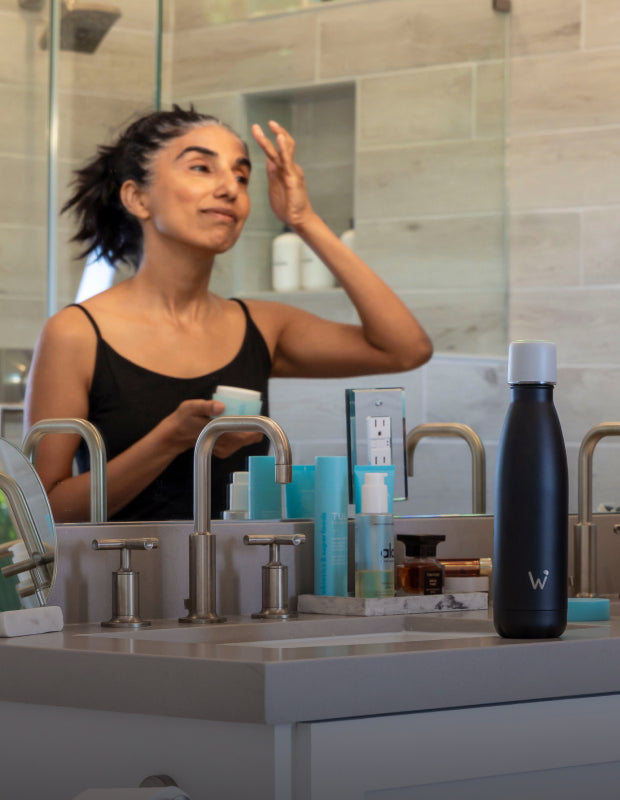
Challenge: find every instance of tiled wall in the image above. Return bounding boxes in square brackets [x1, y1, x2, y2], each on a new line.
[178, 0, 620, 516]
[170, 0, 509, 356]
[508, 0, 620, 513]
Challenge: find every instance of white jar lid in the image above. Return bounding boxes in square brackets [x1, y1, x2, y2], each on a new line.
[507, 340, 556, 385]
[214, 385, 261, 400]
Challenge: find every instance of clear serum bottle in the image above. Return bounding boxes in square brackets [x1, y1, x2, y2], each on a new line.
[354, 472, 394, 598]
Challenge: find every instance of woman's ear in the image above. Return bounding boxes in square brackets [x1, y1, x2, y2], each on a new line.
[119, 179, 150, 221]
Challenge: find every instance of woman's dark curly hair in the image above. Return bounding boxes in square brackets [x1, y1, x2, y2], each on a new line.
[62, 105, 245, 269]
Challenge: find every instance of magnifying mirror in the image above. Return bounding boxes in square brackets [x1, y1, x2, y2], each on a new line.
[0, 438, 55, 610]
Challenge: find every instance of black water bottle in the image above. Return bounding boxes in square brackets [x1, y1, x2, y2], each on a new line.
[493, 341, 568, 638]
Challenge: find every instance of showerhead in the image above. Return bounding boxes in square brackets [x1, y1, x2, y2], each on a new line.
[39, 1, 121, 54]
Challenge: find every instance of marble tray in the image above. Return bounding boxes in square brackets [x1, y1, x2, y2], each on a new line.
[297, 592, 488, 617]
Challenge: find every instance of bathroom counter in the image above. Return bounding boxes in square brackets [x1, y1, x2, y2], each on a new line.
[0, 607, 618, 725]
[4, 608, 620, 798]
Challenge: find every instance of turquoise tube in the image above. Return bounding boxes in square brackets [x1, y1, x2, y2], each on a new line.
[314, 456, 349, 596]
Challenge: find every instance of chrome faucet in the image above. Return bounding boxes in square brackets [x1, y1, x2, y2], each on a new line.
[22, 418, 108, 522]
[406, 422, 486, 514]
[574, 422, 620, 597]
[180, 415, 293, 624]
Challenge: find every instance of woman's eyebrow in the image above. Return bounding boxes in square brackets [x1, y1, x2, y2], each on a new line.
[175, 145, 252, 171]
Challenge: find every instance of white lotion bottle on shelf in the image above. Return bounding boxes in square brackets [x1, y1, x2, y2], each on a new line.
[300, 241, 335, 290]
[271, 227, 301, 292]
[340, 219, 355, 252]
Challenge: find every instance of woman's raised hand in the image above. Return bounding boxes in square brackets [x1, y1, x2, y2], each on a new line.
[251, 121, 313, 230]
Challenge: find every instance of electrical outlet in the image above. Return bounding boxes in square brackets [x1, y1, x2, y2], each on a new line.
[367, 416, 392, 465]
[346, 388, 407, 502]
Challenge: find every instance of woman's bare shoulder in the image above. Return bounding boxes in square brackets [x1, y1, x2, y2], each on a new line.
[36, 303, 100, 357]
[240, 297, 301, 327]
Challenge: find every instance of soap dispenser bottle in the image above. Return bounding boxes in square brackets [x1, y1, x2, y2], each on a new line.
[493, 340, 568, 639]
[354, 472, 394, 598]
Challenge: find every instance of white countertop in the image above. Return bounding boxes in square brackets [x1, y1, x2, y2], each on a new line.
[0, 607, 618, 725]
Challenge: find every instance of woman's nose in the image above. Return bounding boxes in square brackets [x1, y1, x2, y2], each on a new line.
[214, 169, 239, 198]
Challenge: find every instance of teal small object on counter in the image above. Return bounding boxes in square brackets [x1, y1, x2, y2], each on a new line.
[248, 455, 281, 519]
[285, 465, 315, 519]
[314, 456, 349, 596]
[567, 597, 610, 622]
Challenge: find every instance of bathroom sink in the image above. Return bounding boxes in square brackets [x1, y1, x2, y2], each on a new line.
[76, 612, 496, 650]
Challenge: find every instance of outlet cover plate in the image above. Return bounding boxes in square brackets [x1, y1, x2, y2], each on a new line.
[346, 387, 408, 502]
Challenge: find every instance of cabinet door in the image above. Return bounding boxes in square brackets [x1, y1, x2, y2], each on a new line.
[293, 694, 620, 800]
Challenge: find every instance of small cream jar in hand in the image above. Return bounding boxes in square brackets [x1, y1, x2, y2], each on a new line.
[211, 385, 263, 416]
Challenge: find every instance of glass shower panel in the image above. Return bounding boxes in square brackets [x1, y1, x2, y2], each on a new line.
[0, 2, 49, 360]
[49, 0, 162, 312]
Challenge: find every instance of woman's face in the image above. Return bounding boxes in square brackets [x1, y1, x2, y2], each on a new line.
[137, 123, 252, 256]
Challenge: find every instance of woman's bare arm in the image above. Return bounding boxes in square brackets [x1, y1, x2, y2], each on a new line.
[251, 121, 432, 378]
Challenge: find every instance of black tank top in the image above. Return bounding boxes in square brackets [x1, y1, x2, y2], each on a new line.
[73, 299, 271, 521]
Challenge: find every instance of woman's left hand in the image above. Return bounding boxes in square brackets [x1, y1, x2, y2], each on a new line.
[251, 121, 313, 230]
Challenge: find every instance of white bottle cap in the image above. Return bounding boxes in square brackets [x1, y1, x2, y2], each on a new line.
[361, 472, 388, 514]
[507, 340, 557, 385]
[229, 471, 249, 512]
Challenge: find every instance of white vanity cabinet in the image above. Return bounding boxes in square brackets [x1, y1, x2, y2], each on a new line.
[3, 691, 620, 799]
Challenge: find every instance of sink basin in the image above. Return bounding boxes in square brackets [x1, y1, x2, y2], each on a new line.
[227, 629, 488, 649]
[76, 612, 495, 650]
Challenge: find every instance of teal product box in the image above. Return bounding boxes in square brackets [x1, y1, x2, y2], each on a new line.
[353, 465, 395, 513]
[314, 456, 349, 596]
[285, 465, 315, 519]
[248, 455, 281, 520]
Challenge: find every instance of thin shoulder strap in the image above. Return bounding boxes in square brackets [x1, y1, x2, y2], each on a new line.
[231, 297, 251, 321]
[67, 303, 103, 340]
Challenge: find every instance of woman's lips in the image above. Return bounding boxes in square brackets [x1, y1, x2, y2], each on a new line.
[202, 207, 238, 223]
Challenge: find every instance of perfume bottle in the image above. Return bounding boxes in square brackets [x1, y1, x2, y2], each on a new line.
[396, 534, 446, 596]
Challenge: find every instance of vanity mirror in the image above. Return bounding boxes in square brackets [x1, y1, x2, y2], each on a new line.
[0, 438, 56, 611]
[5, 0, 511, 522]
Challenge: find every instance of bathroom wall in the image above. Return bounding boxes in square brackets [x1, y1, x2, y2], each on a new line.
[169, 0, 509, 359]
[175, 0, 620, 517]
[508, 0, 620, 514]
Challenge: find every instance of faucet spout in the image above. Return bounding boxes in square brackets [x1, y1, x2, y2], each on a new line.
[194, 415, 292, 533]
[182, 415, 293, 624]
[406, 423, 486, 514]
[22, 418, 107, 522]
[574, 422, 620, 597]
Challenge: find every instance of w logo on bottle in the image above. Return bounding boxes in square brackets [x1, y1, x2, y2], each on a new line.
[528, 569, 550, 590]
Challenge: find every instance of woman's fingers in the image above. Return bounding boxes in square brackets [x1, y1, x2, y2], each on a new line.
[267, 120, 296, 165]
[251, 123, 280, 165]
[252, 121, 297, 171]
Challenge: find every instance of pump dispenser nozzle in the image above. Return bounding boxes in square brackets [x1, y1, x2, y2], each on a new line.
[361, 471, 388, 514]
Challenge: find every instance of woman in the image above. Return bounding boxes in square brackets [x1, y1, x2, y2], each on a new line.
[24, 106, 432, 522]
